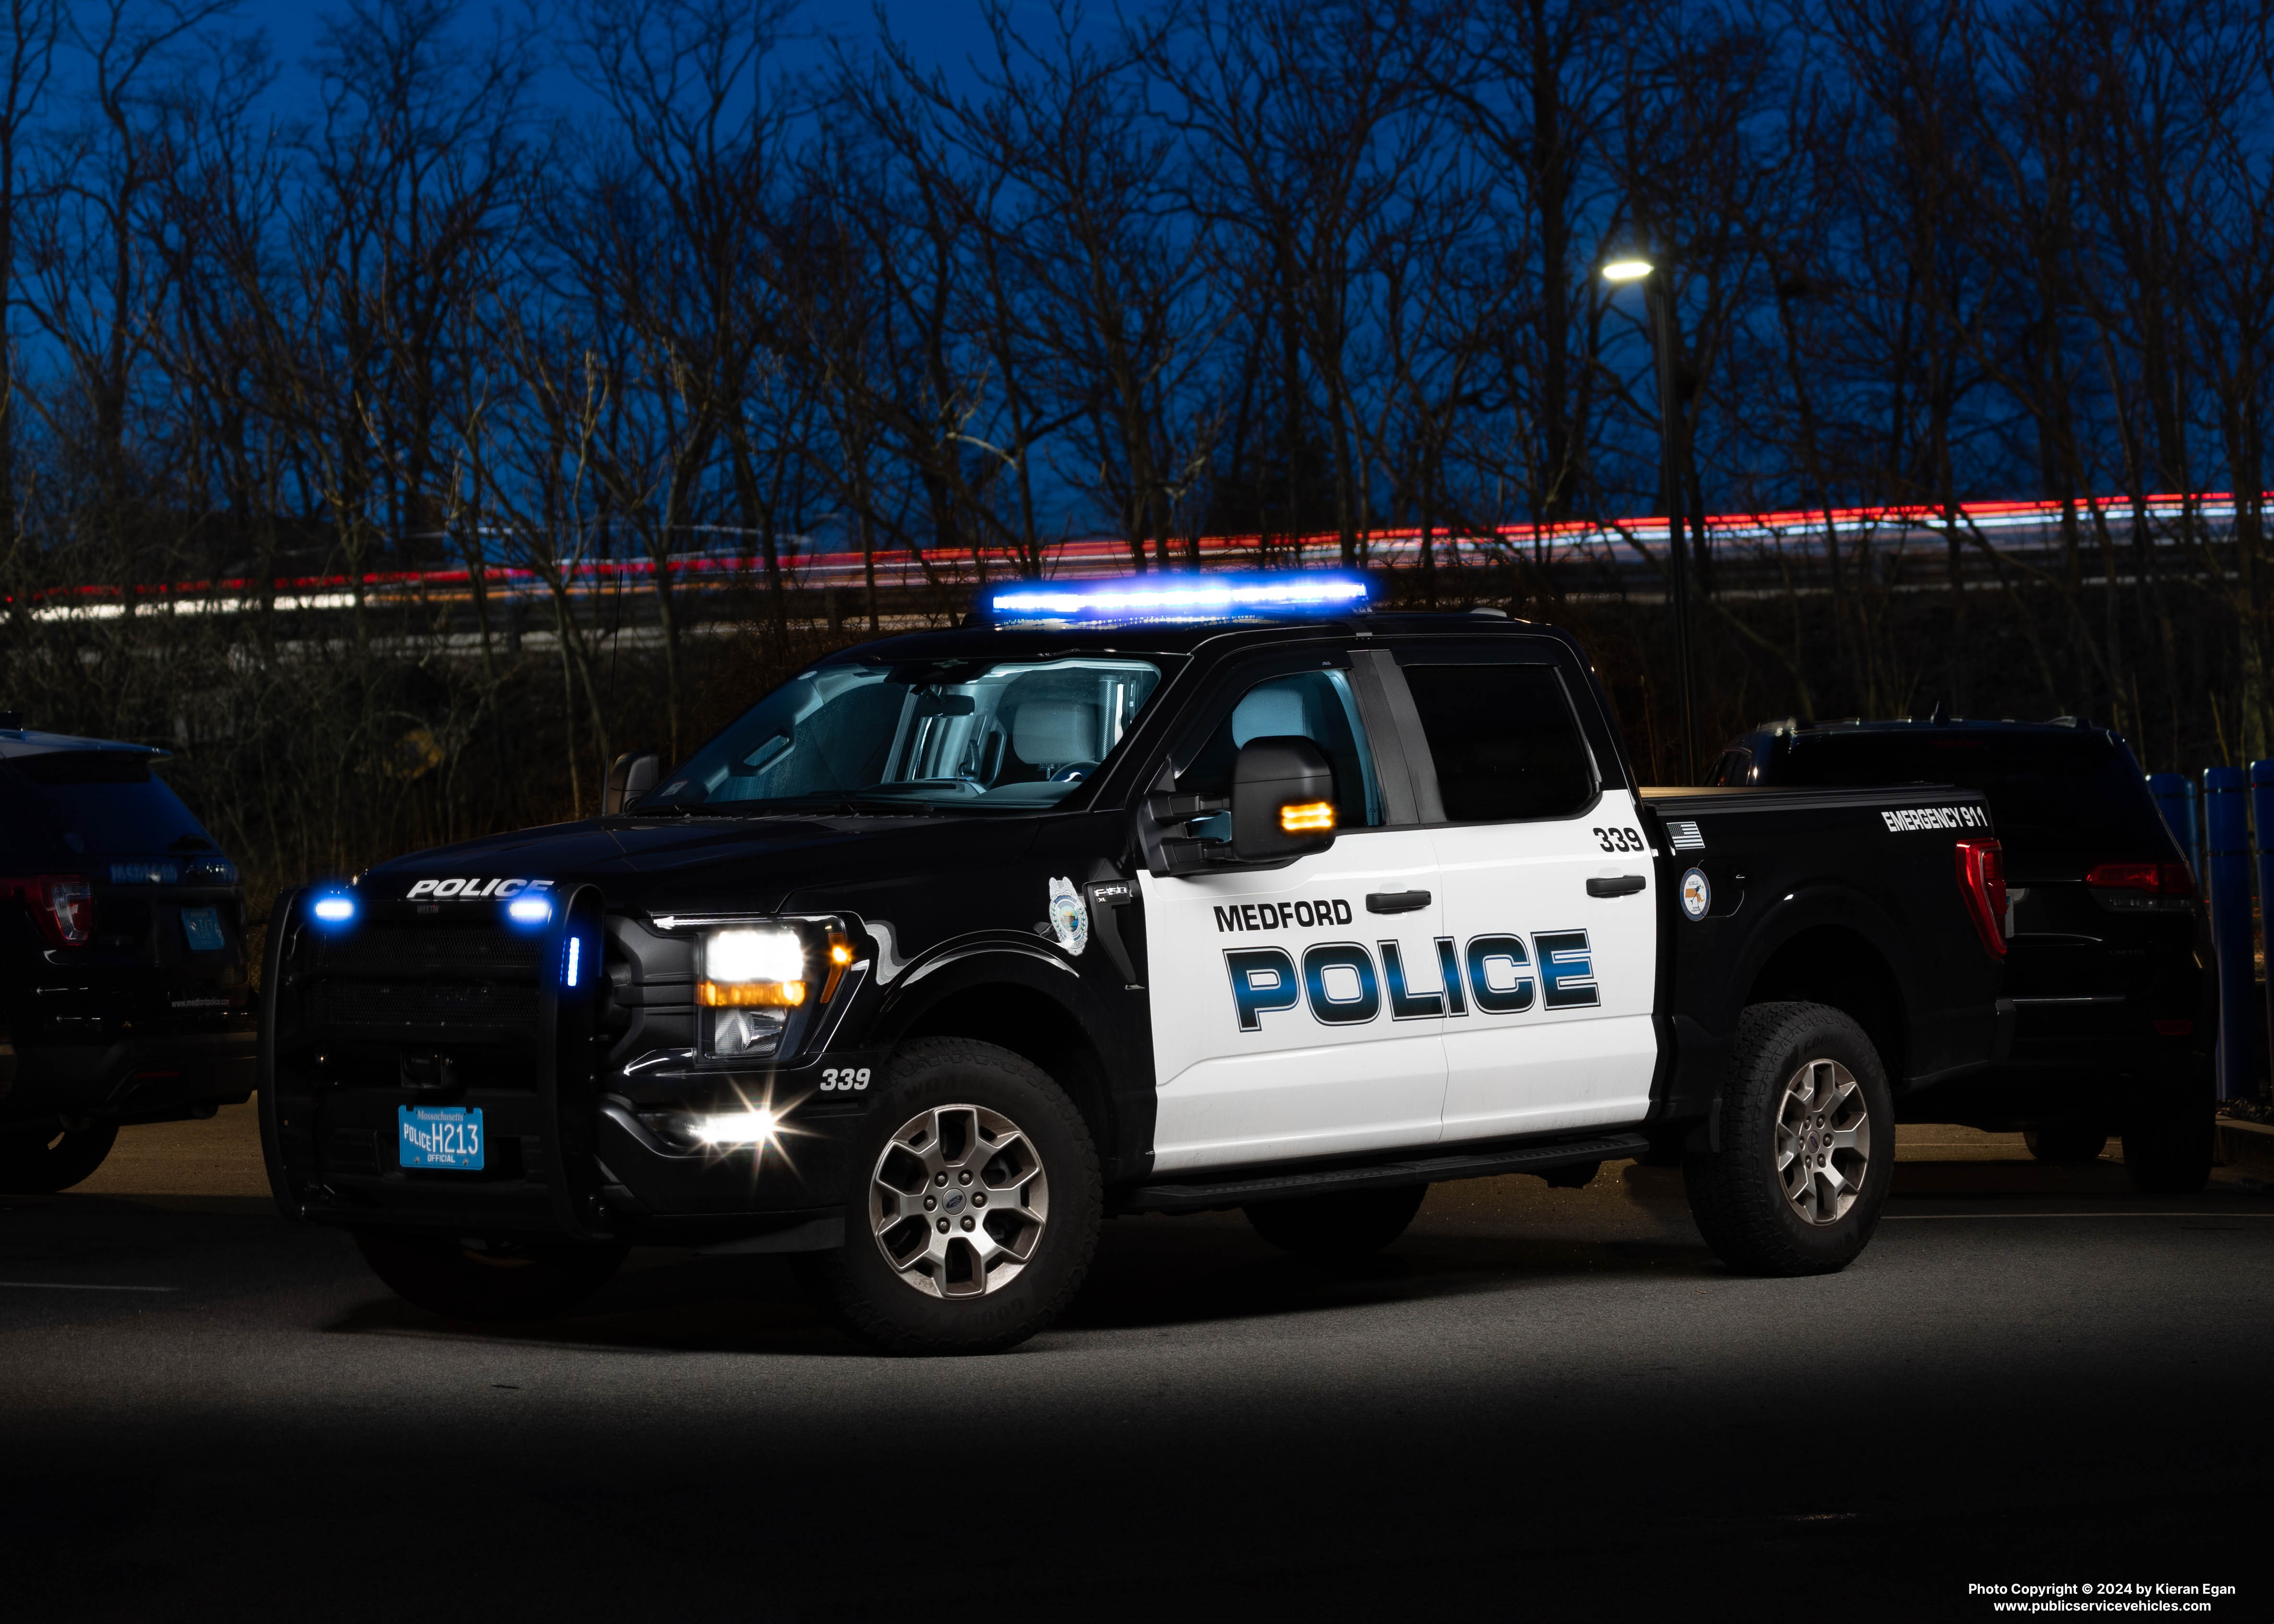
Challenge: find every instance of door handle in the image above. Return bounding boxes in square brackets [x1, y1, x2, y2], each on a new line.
[1365, 889, 1431, 914]
[1586, 875, 1647, 898]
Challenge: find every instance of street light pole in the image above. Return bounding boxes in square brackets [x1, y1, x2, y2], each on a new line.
[1647, 270, 1698, 785]
[1605, 254, 1698, 783]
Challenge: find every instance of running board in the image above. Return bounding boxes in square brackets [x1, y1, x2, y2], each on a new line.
[1119, 1132, 1652, 1215]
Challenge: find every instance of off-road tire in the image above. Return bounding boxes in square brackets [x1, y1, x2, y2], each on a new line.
[2024, 1120, 2110, 1164]
[2119, 1068, 2214, 1194]
[793, 1037, 1101, 1355]
[1683, 1001, 1893, 1277]
[354, 1229, 629, 1320]
[0, 1119, 120, 1194]
[1245, 1183, 1427, 1256]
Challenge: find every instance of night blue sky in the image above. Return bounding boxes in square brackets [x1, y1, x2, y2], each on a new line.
[223, 0, 1102, 112]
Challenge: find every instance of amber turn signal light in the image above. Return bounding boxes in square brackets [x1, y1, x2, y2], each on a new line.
[699, 979, 807, 1008]
[822, 930, 854, 1000]
[1279, 800, 1335, 834]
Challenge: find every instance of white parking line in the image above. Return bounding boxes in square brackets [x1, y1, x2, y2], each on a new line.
[1884, 1212, 2274, 1221]
[0, 1280, 181, 1292]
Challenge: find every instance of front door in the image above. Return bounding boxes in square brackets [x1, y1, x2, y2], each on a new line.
[1387, 651, 1660, 1142]
[1140, 660, 1449, 1175]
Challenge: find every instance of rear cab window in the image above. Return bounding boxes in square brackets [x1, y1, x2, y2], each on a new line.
[1394, 658, 1599, 823]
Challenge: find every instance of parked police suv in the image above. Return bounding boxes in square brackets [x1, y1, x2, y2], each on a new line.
[261, 576, 2013, 1353]
[1709, 716, 2213, 1188]
[3, 717, 257, 1190]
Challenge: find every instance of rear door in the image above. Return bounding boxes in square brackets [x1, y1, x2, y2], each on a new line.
[1138, 650, 1449, 1175]
[1383, 646, 1660, 1142]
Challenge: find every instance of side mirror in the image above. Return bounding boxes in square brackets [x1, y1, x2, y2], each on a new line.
[1231, 736, 1337, 862]
[603, 750, 662, 815]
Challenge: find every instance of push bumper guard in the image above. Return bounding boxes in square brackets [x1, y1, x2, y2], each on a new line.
[260, 887, 871, 1247]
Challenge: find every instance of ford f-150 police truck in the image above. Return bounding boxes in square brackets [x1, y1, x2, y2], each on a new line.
[260, 575, 2012, 1353]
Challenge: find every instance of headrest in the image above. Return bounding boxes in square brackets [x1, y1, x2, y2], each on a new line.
[1231, 684, 1311, 747]
[1013, 699, 1097, 764]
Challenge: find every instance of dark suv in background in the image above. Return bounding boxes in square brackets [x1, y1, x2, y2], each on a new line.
[1710, 717, 2214, 1190]
[0, 717, 257, 1190]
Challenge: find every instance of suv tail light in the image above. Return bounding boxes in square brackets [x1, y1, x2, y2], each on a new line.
[2084, 861, 2195, 895]
[3, 874, 96, 947]
[1954, 839, 2007, 958]
[2084, 861, 2196, 913]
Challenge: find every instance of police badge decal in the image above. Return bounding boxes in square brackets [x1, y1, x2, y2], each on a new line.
[1047, 877, 1089, 955]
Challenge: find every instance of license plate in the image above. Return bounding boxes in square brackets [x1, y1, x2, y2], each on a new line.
[398, 1105, 485, 1170]
[181, 906, 225, 952]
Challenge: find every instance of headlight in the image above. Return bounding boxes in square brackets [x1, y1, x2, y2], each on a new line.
[700, 925, 809, 1007]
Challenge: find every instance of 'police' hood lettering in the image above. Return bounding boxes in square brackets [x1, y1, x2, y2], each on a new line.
[404, 877, 554, 900]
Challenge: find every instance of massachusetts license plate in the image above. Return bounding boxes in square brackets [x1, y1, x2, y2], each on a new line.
[398, 1105, 485, 1170]
[181, 906, 225, 952]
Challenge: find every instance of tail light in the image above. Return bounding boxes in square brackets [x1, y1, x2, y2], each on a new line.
[2084, 861, 2196, 913]
[3, 875, 96, 947]
[1954, 839, 2007, 958]
[2084, 862, 2195, 894]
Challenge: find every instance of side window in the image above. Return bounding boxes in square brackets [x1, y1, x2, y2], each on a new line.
[1178, 669, 1384, 830]
[1401, 664, 1595, 822]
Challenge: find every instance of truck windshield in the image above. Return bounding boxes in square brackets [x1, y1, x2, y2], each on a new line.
[639, 655, 1171, 814]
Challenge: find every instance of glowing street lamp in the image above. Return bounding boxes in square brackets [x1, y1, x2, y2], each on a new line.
[1602, 250, 1699, 782]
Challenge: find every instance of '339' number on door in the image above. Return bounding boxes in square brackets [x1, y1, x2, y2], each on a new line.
[1594, 826, 1645, 853]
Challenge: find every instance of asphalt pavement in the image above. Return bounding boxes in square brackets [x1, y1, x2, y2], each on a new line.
[2, 1106, 2268, 1622]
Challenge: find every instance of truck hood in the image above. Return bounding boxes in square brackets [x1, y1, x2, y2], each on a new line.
[361, 812, 1038, 918]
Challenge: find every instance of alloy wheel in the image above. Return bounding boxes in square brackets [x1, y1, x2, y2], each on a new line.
[869, 1103, 1050, 1298]
[1774, 1058, 1870, 1225]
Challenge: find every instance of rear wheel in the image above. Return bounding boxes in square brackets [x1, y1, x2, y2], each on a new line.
[353, 1229, 628, 1320]
[793, 1037, 1101, 1355]
[1683, 1001, 1894, 1276]
[2120, 1069, 2214, 1194]
[1245, 1184, 1427, 1257]
[2024, 1120, 2110, 1164]
[0, 1119, 119, 1194]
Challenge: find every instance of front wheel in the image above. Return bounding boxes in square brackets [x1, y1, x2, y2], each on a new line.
[793, 1037, 1102, 1355]
[0, 1119, 119, 1194]
[1683, 1002, 1894, 1277]
[353, 1229, 628, 1320]
[1245, 1183, 1427, 1257]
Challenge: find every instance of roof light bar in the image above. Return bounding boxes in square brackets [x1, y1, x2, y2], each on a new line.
[986, 570, 1371, 629]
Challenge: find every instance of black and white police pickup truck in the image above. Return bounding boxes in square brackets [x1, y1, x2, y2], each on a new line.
[260, 575, 2012, 1353]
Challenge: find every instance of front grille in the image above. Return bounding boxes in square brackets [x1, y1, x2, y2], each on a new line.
[314, 926, 544, 979]
[310, 979, 541, 1031]
[304, 923, 545, 1037]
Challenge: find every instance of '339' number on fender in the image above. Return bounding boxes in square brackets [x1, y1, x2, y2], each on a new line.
[820, 1067, 871, 1092]
[1594, 826, 1645, 853]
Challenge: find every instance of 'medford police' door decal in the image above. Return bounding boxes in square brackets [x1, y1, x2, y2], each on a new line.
[1141, 831, 1449, 1176]
[1221, 926, 1599, 1031]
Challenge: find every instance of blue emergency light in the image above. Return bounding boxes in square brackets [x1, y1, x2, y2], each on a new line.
[986, 570, 1371, 629]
